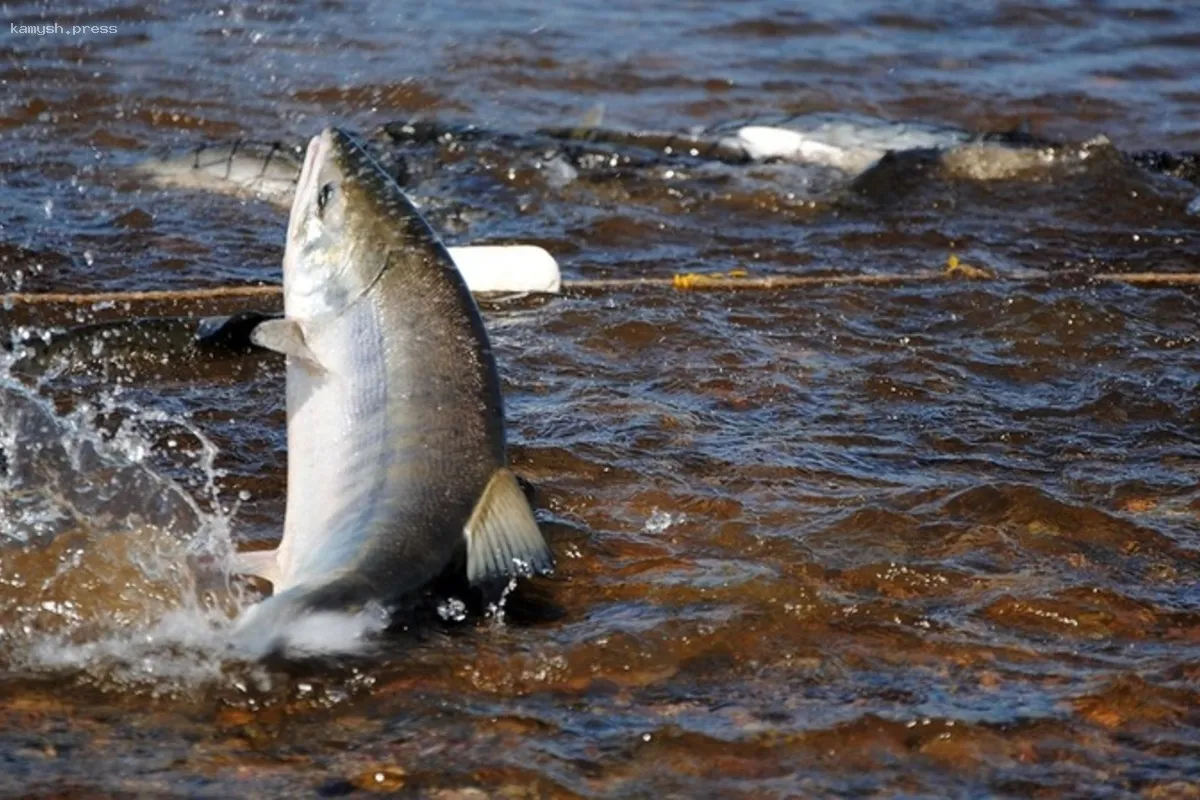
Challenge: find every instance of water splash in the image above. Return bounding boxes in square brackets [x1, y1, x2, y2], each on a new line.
[643, 507, 682, 534]
[0, 351, 258, 690]
[437, 596, 469, 622]
[232, 603, 391, 661]
[485, 576, 520, 625]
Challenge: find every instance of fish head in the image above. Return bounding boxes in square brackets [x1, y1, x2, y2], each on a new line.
[282, 127, 409, 320]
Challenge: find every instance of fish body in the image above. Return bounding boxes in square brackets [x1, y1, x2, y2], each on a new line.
[234, 128, 552, 655]
[135, 140, 306, 206]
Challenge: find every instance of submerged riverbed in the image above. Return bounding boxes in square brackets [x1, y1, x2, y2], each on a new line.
[2, 1, 1200, 797]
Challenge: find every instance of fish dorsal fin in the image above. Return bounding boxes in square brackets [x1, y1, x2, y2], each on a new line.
[464, 468, 554, 584]
[231, 547, 281, 586]
[250, 318, 324, 371]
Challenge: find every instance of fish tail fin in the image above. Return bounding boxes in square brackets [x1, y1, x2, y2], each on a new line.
[230, 586, 311, 658]
[230, 581, 386, 660]
[464, 468, 555, 585]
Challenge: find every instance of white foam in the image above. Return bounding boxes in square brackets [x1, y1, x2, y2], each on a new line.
[243, 605, 389, 660]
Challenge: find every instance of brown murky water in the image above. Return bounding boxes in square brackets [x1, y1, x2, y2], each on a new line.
[2, 1, 1200, 797]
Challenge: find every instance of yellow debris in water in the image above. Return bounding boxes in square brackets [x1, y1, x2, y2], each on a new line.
[672, 269, 751, 289]
[945, 253, 993, 280]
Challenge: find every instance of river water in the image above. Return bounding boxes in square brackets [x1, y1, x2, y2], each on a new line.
[1, 1, 1199, 797]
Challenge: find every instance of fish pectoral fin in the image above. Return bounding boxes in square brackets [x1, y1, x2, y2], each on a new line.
[231, 547, 281, 586]
[196, 310, 280, 351]
[464, 468, 554, 585]
[249, 318, 322, 369]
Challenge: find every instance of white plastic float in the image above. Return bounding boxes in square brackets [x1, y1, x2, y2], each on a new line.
[729, 126, 851, 167]
[445, 245, 561, 294]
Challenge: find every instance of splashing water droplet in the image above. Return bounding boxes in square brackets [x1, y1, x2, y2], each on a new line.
[644, 508, 681, 534]
[437, 597, 468, 622]
[486, 577, 520, 625]
[0, 367, 261, 690]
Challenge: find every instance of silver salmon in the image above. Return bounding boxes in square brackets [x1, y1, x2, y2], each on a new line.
[232, 128, 553, 656]
[136, 140, 306, 207]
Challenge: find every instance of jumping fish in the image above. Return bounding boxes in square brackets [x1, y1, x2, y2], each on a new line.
[232, 127, 553, 656]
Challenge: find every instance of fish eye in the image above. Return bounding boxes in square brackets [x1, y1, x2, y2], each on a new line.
[316, 182, 336, 215]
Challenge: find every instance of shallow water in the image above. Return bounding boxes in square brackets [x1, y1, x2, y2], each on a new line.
[2, 0, 1200, 797]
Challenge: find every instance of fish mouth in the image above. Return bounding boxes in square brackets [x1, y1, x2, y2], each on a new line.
[287, 129, 333, 245]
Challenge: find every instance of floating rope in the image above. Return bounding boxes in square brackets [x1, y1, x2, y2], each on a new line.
[4, 257, 1200, 308]
[2, 284, 284, 306]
